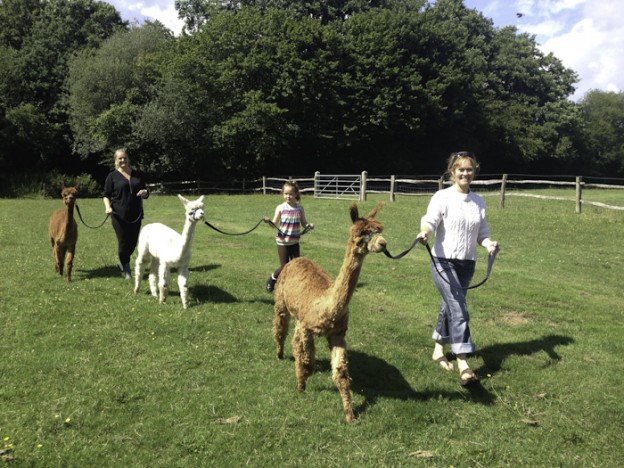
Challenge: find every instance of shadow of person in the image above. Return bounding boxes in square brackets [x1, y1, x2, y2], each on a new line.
[189, 264, 221, 273]
[475, 334, 575, 375]
[78, 265, 123, 279]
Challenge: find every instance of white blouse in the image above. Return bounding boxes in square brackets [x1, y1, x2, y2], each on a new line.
[420, 186, 490, 261]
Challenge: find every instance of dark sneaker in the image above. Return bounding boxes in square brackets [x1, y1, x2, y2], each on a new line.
[266, 276, 276, 292]
[121, 263, 132, 280]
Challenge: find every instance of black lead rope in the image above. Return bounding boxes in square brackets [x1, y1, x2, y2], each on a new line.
[75, 204, 110, 229]
[204, 218, 266, 236]
[203, 218, 313, 237]
[425, 243, 499, 290]
[384, 236, 499, 290]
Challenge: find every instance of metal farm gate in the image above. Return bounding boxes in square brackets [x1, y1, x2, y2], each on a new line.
[313, 172, 367, 201]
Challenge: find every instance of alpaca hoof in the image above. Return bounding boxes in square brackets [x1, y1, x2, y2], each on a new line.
[276, 350, 284, 360]
[296, 383, 306, 392]
[345, 414, 359, 424]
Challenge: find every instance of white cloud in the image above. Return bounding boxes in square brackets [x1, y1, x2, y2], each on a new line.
[535, 3, 624, 99]
[107, 1, 184, 35]
[140, 4, 184, 35]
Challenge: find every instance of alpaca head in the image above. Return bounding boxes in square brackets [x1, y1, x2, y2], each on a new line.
[349, 202, 386, 255]
[60, 183, 79, 207]
[178, 194, 205, 223]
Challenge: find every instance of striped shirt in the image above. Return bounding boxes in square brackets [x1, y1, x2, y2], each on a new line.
[274, 202, 303, 246]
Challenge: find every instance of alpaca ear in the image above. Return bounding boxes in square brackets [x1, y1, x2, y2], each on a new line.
[61, 182, 66, 190]
[198, 195, 205, 203]
[177, 194, 189, 205]
[75, 184, 81, 192]
[350, 203, 359, 223]
[366, 202, 384, 219]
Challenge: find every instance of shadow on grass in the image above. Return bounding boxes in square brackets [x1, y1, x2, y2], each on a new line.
[191, 284, 237, 303]
[189, 264, 221, 273]
[77, 263, 220, 281]
[475, 334, 575, 375]
[297, 350, 496, 417]
[78, 265, 122, 279]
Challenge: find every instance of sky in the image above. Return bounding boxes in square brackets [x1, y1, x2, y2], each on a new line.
[105, 0, 624, 101]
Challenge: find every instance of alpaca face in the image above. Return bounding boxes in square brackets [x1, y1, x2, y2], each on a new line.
[350, 202, 387, 254]
[60, 185, 79, 206]
[187, 206, 205, 222]
[178, 194, 205, 223]
[353, 221, 386, 254]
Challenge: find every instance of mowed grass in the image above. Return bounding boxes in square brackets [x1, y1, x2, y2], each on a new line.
[0, 191, 622, 466]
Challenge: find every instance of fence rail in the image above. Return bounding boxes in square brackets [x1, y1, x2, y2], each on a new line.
[148, 173, 624, 213]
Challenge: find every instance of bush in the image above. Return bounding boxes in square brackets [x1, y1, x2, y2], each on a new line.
[42, 171, 101, 198]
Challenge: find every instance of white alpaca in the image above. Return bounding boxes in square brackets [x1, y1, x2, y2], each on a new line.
[134, 194, 205, 309]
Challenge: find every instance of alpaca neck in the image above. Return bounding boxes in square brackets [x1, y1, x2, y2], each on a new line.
[65, 203, 75, 225]
[330, 244, 365, 313]
[179, 219, 198, 255]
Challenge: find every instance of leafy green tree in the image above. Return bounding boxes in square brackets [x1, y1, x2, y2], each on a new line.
[0, 0, 41, 49]
[135, 8, 349, 177]
[66, 22, 173, 164]
[578, 90, 624, 176]
[0, 0, 125, 177]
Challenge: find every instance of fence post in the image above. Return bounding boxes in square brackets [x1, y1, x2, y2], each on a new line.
[314, 171, 320, 198]
[438, 177, 444, 191]
[262, 176, 267, 195]
[576, 176, 582, 213]
[360, 171, 368, 202]
[390, 175, 396, 202]
[499, 174, 508, 208]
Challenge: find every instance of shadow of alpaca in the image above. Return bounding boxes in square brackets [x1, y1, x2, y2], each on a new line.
[190, 284, 237, 303]
[312, 350, 496, 416]
[474, 334, 575, 375]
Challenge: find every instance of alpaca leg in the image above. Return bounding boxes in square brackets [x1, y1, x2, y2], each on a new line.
[178, 267, 190, 309]
[291, 323, 315, 392]
[148, 258, 159, 297]
[273, 298, 290, 360]
[52, 242, 61, 274]
[329, 334, 357, 423]
[57, 245, 67, 277]
[134, 251, 149, 294]
[65, 246, 75, 283]
[158, 263, 170, 304]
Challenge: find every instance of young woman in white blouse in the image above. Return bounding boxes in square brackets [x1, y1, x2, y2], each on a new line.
[417, 151, 499, 386]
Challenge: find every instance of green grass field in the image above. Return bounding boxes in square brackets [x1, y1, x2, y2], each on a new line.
[1, 192, 622, 466]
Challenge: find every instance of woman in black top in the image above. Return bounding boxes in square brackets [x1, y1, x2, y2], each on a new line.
[103, 149, 149, 279]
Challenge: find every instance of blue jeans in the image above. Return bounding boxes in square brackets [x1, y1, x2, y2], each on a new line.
[430, 257, 476, 355]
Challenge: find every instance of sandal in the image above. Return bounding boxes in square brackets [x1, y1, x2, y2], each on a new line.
[459, 369, 479, 387]
[432, 355, 454, 372]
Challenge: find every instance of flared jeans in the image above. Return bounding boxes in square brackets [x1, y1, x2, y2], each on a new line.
[430, 257, 476, 355]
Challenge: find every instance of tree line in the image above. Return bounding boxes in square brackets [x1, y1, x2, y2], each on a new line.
[1, 0, 623, 196]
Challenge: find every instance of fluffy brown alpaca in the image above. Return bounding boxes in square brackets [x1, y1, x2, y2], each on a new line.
[273, 202, 387, 423]
[48, 184, 79, 283]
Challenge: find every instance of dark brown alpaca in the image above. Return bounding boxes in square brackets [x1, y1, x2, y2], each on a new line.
[48, 184, 79, 282]
[273, 203, 387, 423]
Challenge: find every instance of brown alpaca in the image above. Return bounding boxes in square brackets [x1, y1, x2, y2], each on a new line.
[273, 202, 387, 423]
[48, 184, 79, 283]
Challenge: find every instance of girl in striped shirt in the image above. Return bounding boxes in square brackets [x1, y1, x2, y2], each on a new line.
[265, 181, 313, 292]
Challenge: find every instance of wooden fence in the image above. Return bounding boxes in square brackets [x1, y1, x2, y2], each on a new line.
[147, 173, 624, 213]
